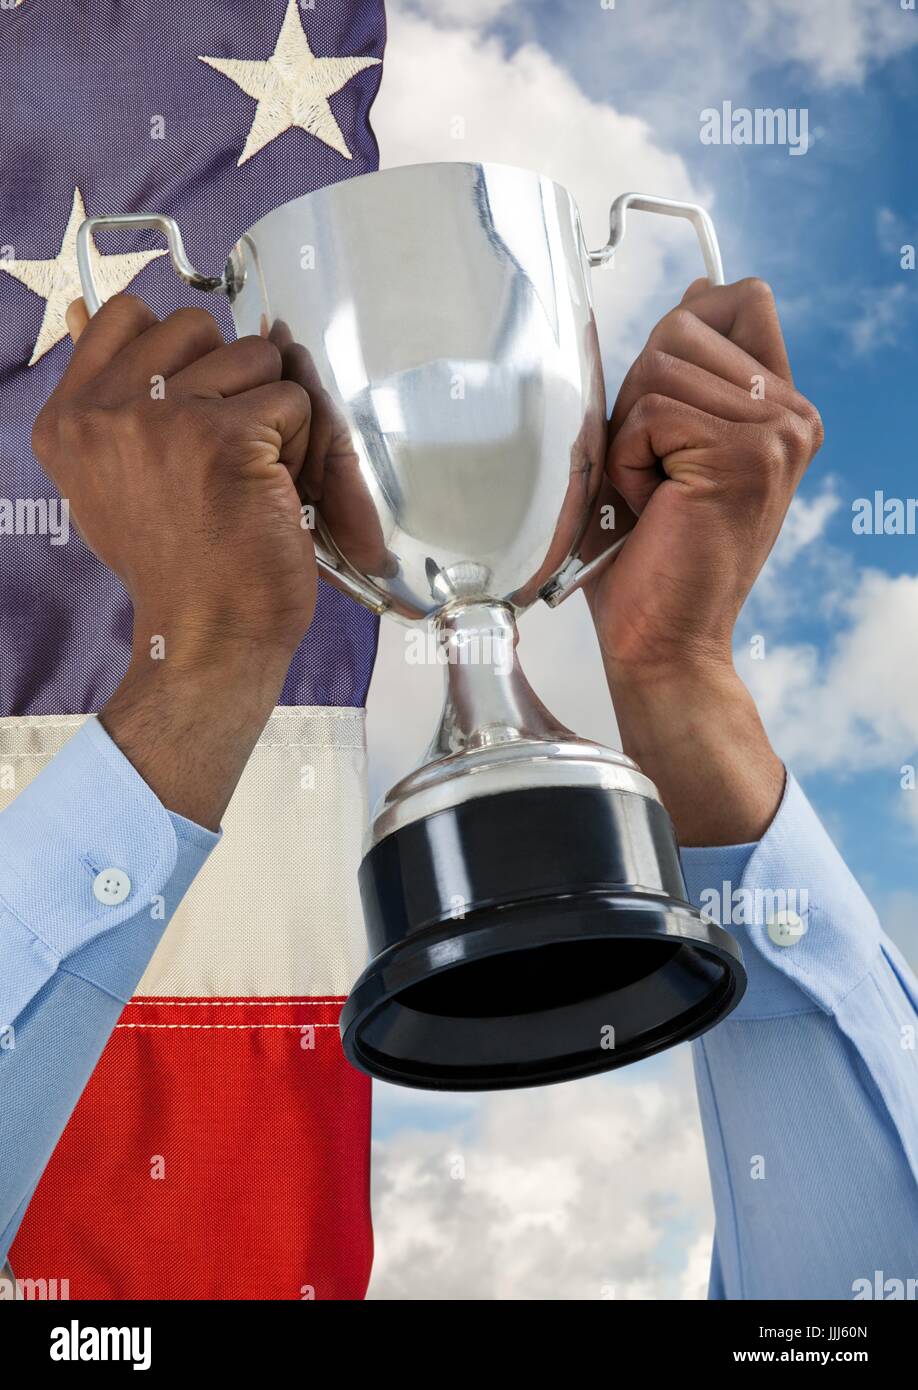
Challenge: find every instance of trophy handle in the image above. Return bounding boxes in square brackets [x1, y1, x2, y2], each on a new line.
[587, 192, 725, 281]
[541, 193, 725, 608]
[76, 214, 233, 312]
[76, 214, 392, 617]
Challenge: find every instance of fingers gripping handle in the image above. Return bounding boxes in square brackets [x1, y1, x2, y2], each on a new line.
[541, 193, 726, 608]
[76, 214, 230, 315]
[75, 215, 390, 616]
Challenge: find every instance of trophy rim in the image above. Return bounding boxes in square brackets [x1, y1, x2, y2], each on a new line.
[342, 780, 747, 1091]
[340, 893, 746, 1092]
[241, 159, 583, 242]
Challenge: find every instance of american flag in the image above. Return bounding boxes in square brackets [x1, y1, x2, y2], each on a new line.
[1, 0, 384, 1299]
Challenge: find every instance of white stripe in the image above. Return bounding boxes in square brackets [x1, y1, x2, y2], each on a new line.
[0, 707, 369, 997]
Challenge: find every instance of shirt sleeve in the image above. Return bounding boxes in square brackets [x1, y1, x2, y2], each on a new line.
[680, 774, 918, 1301]
[0, 716, 220, 1264]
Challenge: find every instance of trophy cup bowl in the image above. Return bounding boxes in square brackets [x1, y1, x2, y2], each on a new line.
[79, 162, 746, 1090]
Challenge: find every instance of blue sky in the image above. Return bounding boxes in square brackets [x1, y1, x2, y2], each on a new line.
[364, 0, 918, 1298]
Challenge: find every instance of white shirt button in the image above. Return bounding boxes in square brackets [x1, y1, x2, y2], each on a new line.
[767, 909, 806, 947]
[92, 868, 132, 906]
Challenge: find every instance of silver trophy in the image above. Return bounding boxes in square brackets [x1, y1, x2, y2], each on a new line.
[79, 162, 745, 1090]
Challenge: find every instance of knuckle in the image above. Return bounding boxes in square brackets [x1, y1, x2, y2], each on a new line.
[762, 432, 790, 473]
[44, 402, 115, 465]
[775, 406, 813, 460]
[61, 403, 108, 446]
[276, 378, 311, 413]
[234, 334, 283, 380]
[183, 397, 224, 444]
[165, 306, 223, 353]
[630, 391, 669, 428]
[733, 432, 783, 492]
[96, 292, 156, 333]
[636, 345, 674, 384]
[114, 401, 159, 452]
[656, 306, 695, 342]
[642, 390, 671, 414]
[749, 414, 803, 477]
[800, 399, 825, 452]
[736, 276, 776, 307]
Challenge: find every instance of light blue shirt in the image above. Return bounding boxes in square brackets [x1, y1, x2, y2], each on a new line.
[1, 722, 916, 1297]
[683, 778, 918, 1300]
[0, 717, 220, 1265]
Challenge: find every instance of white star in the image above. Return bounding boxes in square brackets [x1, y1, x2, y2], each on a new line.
[199, 0, 381, 166]
[0, 189, 166, 365]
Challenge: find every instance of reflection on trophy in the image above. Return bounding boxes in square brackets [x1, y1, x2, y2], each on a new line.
[79, 161, 746, 1090]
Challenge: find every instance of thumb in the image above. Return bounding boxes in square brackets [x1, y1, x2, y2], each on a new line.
[680, 277, 711, 305]
[66, 297, 90, 343]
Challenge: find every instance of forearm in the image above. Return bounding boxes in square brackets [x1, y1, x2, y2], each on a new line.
[99, 626, 292, 831]
[605, 659, 785, 847]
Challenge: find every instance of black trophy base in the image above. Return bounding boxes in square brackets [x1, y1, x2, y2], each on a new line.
[340, 784, 746, 1090]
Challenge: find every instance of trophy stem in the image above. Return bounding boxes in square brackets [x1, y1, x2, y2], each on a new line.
[426, 601, 572, 762]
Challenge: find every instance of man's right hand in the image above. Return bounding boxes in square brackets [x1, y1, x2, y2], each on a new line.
[34, 293, 317, 667]
[32, 294, 318, 828]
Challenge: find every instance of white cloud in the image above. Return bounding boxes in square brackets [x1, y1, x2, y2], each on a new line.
[777, 486, 843, 557]
[738, 483, 918, 792]
[679, 1229, 717, 1301]
[740, 569, 918, 776]
[671, 0, 918, 89]
[381, 0, 918, 192]
[847, 283, 911, 357]
[367, 1052, 713, 1300]
[876, 207, 907, 257]
[760, 0, 918, 86]
[741, 482, 852, 630]
[371, 5, 713, 379]
[403, 0, 513, 23]
[400, 0, 918, 91]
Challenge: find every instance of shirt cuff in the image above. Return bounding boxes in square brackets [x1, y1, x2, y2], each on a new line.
[680, 774, 886, 1019]
[0, 717, 220, 1016]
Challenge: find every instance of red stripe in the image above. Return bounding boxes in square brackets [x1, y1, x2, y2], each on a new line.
[11, 997, 372, 1300]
